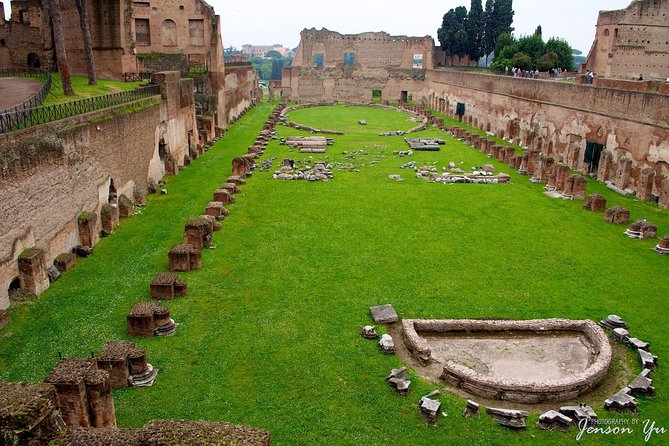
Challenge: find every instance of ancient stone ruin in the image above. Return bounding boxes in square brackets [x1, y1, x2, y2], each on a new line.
[183, 216, 214, 251]
[583, 193, 607, 212]
[150, 272, 188, 300]
[402, 318, 611, 403]
[654, 234, 669, 255]
[604, 206, 631, 225]
[0, 381, 270, 445]
[624, 219, 657, 239]
[97, 341, 158, 388]
[168, 244, 202, 272]
[44, 358, 116, 428]
[127, 302, 176, 337]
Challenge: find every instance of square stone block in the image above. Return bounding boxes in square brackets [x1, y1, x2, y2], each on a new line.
[369, 304, 399, 324]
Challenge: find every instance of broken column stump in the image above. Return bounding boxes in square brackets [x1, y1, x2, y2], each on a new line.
[77, 211, 99, 248]
[583, 193, 607, 212]
[654, 234, 669, 255]
[604, 206, 631, 225]
[54, 252, 77, 272]
[44, 358, 116, 428]
[222, 183, 241, 195]
[17, 248, 49, 296]
[214, 189, 236, 205]
[168, 244, 202, 272]
[97, 341, 158, 388]
[127, 302, 176, 337]
[150, 272, 187, 299]
[118, 194, 134, 218]
[624, 220, 657, 239]
[100, 204, 119, 233]
[183, 216, 213, 251]
[226, 175, 246, 186]
[205, 202, 228, 218]
[0, 382, 67, 444]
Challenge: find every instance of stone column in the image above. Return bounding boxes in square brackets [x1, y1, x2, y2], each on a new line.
[100, 204, 119, 233]
[597, 151, 613, 182]
[77, 212, 99, 248]
[637, 168, 655, 201]
[617, 157, 633, 190]
[85, 370, 116, 428]
[18, 248, 49, 296]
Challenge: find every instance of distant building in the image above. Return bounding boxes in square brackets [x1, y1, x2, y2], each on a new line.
[0, 0, 260, 132]
[281, 28, 436, 102]
[241, 43, 290, 58]
[584, 0, 669, 80]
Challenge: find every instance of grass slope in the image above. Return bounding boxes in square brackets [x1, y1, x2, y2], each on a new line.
[1, 103, 668, 445]
[44, 74, 144, 106]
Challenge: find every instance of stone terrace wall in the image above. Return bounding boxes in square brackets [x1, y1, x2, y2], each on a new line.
[421, 70, 669, 206]
[0, 74, 199, 310]
[224, 64, 260, 124]
[584, 0, 669, 80]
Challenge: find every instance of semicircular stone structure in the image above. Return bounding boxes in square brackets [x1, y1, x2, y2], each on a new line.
[402, 318, 612, 404]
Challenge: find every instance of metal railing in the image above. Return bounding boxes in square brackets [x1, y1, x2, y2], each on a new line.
[0, 68, 52, 114]
[0, 84, 161, 134]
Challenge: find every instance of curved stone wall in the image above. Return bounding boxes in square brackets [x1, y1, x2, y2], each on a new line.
[402, 318, 612, 403]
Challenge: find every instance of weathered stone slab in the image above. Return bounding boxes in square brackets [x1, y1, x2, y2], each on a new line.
[628, 337, 649, 351]
[536, 410, 573, 432]
[462, 399, 480, 418]
[369, 304, 398, 324]
[54, 252, 77, 272]
[604, 387, 637, 413]
[486, 407, 528, 429]
[628, 369, 654, 396]
[560, 405, 597, 426]
[638, 349, 658, 369]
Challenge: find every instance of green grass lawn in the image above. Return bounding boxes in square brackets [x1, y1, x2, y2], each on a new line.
[43, 74, 144, 106]
[1, 102, 668, 445]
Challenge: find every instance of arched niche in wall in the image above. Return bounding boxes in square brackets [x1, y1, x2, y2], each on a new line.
[343, 45, 357, 67]
[312, 42, 325, 68]
[161, 19, 177, 47]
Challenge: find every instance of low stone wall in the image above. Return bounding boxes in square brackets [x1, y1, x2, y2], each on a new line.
[402, 318, 612, 403]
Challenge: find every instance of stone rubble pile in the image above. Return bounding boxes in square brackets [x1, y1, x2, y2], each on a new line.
[598, 314, 658, 413]
[272, 159, 334, 181]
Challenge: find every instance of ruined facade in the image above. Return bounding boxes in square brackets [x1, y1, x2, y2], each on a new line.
[280, 26, 669, 211]
[281, 28, 435, 102]
[0, 72, 198, 311]
[0, 0, 262, 132]
[584, 0, 669, 80]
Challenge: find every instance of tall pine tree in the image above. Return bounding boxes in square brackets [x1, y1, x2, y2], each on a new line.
[466, 0, 484, 63]
[493, 0, 515, 40]
[482, 0, 495, 64]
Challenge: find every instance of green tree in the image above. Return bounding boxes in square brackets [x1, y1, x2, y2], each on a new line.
[438, 6, 469, 56]
[270, 59, 283, 80]
[466, 0, 484, 62]
[482, 0, 495, 62]
[265, 50, 282, 59]
[534, 25, 542, 38]
[517, 34, 545, 67]
[545, 37, 574, 70]
[511, 52, 532, 70]
[492, 0, 514, 40]
[537, 51, 558, 71]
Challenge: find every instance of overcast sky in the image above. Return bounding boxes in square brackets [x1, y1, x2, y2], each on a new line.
[214, 0, 632, 54]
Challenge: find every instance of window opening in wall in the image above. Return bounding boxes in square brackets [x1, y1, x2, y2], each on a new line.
[412, 54, 423, 69]
[108, 179, 118, 203]
[400, 90, 408, 103]
[313, 53, 324, 68]
[161, 19, 177, 46]
[343, 52, 355, 67]
[27, 53, 40, 68]
[133, 1, 150, 6]
[189, 19, 205, 46]
[18, 9, 28, 23]
[604, 29, 609, 37]
[135, 18, 150, 45]
[584, 142, 604, 174]
[372, 89, 382, 102]
[159, 140, 168, 161]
